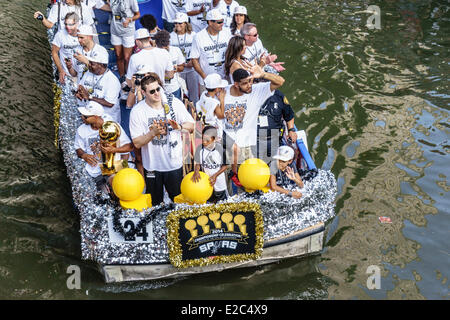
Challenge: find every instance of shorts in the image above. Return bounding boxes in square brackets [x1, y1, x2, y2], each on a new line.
[110, 33, 135, 48]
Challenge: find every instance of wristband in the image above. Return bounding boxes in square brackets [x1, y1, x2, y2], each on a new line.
[288, 128, 296, 133]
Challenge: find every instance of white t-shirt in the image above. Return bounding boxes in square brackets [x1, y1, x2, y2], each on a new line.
[216, 0, 239, 28]
[170, 30, 196, 73]
[195, 145, 227, 191]
[79, 70, 122, 123]
[184, 0, 212, 33]
[129, 96, 195, 172]
[126, 48, 174, 85]
[109, 0, 139, 37]
[189, 27, 232, 82]
[74, 43, 108, 81]
[82, 0, 105, 16]
[51, 29, 82, 75]
[162, 0, 187, 22]
[243, 38, 268, 65]
[47, 2, 95, 30]
[74, 115, 131, 177]
[195, 91, 223, 138]
[164, 46, 186, 94]
[222, 82, 273, 147]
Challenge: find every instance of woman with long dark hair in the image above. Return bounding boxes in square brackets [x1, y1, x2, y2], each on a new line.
[230, 6, 251, 36]
[224, 35, 252, 83]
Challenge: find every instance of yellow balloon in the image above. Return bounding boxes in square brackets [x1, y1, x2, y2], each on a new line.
[112, 168, 145, 201]
[180, 171, 213, 204]
[238, 158, 271, 192]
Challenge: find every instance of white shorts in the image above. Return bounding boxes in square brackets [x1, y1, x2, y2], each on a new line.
[110, 33, 135, 48]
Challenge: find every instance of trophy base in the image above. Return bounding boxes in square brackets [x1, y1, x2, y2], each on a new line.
[101, 160, 125, 176]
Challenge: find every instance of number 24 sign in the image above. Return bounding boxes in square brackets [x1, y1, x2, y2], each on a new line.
[107, 218, 154, 243]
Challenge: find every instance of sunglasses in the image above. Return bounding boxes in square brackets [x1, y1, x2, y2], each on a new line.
[65, 22, 77, 26]
[211, 20, 224, 24]
[148, 87, 161, 95]
[248, 33, 258, 37]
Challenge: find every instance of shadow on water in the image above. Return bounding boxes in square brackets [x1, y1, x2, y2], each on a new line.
[0, 0, 448, 299]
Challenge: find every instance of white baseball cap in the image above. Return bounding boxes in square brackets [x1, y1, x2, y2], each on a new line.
[134, 28, 151, 40]
[206, 9, 225, 21]
[87, 45, 109, 64]
[78, 101, 104, 117]
[273, 146, 295, 161]
[173, 12, 188, 23]
[204, 73, 228, 89]
[77, 25, 96, 36]
[234, 6, 247, 15]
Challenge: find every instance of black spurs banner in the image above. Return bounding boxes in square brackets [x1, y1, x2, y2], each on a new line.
[167, 202, 264, 268]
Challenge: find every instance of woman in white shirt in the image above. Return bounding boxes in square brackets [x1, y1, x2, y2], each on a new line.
[170, 12, 200, 103]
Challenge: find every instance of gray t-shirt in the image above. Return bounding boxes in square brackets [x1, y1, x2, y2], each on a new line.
[110, 0, 139, 37]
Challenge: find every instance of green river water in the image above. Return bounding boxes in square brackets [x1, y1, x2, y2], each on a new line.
[0, 0, 448, 299]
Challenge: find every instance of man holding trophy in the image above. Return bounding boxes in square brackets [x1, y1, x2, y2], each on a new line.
[74, 101, 134, 192]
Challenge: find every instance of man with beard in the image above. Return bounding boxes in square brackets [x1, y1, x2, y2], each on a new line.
[220, 65, 284, 186]
[75, 48, 122, 123]
[189, 9, 232, 87]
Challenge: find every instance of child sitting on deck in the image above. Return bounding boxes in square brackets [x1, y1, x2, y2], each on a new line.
[191, 126, 229, 202]
[269, 146, 304, 199]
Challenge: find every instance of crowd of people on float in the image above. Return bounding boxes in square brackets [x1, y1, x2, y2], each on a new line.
[34, 0, 304, 205]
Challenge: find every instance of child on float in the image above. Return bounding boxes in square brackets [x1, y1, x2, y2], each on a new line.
[191, 126, 229, 202]
[195, 73, 227, 139]
[269, 145, 304, 199]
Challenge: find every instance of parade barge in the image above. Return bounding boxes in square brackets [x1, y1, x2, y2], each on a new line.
[48, 2, 337, 283]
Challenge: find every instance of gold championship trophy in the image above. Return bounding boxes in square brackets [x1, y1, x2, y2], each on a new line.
[99, 121, 121, 176]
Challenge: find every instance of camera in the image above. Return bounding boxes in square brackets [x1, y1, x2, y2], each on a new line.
[36, 14, 44, 21]
[134, 73, 145, 86]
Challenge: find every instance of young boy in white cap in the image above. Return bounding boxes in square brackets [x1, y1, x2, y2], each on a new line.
[195, 73, 227, 137]
[269, 145, 304, 199]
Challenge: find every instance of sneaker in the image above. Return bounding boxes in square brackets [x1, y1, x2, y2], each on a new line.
[231, 173, 242, 187]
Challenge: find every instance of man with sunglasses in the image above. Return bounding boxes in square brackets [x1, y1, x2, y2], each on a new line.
[129, 75, 195, 206]
[241, 22, 285, 71]
[190, 9, 232, 90]
[76, 49, 122, 123]
[220, 65, 284, 187]
[51, 12, 82, 84]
